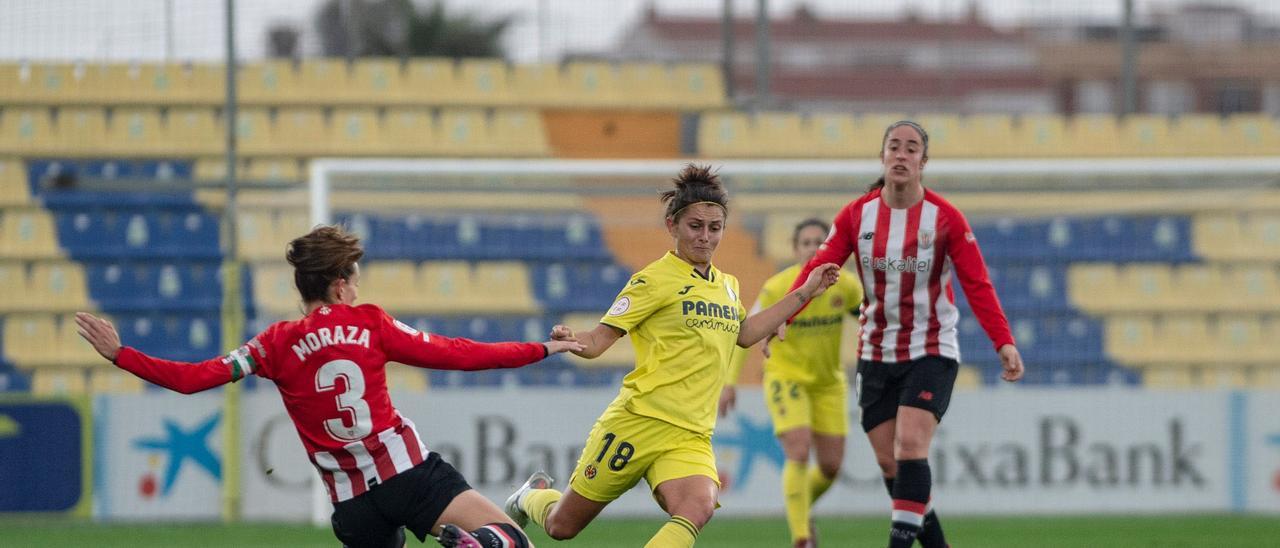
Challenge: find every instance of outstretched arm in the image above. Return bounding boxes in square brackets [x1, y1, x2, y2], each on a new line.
[76, 312, 235, 394]
[549, 323, 624, 360]
[739, 263, 841, 347]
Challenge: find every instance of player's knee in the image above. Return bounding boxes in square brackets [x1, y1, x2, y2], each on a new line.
[668, 497, 715, 529]
[875, 453, 897, 475]
[543, 514, 583, 541]
[817, 459, 841, 479]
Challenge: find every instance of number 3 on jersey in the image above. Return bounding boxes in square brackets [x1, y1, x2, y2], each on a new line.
[595, 432, 635, 472]
[316, 359, 372, 442]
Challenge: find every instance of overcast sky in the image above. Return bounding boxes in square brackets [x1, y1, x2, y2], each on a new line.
[3, 0, 1279, 63]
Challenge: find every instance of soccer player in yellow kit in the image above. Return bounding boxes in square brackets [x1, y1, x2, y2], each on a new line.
[720, 218, 863, 548]
[504, 164, 841, 548]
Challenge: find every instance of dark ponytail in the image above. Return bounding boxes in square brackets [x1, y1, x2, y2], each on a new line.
[661, 163, 729, 221]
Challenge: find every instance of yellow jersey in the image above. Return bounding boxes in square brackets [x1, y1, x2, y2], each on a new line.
[599, 251, 746, 435]
[747, 264, 862, 386]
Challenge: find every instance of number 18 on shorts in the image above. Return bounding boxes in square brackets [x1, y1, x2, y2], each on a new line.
[568, 406, 719, 503]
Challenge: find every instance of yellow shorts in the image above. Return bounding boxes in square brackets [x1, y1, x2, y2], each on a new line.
[568, 405, 719, 503]
[762, 370, 849, 436]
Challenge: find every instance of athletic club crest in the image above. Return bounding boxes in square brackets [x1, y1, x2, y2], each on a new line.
[918, 229, 936, 250]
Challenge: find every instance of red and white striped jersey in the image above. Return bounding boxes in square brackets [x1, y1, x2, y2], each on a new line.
[792, 188, 1014, 363]
[113, 303, 548, 502]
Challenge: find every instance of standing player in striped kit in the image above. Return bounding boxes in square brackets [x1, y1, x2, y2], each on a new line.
[75, 225, 585, 548]
[790, 121, 1024, 548]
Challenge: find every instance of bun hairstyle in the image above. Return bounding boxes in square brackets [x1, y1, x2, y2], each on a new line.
[286, 225, 365, 303]
[661, 163, 729, 221]
[792, 218, 831, 246]
[867, 120, 930, 193]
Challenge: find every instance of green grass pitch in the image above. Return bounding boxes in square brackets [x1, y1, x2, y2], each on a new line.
[1, 515, 1274, 547]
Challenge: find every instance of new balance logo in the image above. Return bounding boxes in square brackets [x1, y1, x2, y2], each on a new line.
[918, 390, 934, 401]
[861, 231, 875, 240]
[678, 285, 694, 295]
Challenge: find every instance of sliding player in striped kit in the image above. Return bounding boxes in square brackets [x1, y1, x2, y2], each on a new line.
[76, 225, 584, 548]
[790, 121, 1025, 548]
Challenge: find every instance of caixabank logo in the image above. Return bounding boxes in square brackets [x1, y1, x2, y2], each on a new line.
[712, 414, 783, 491]
[131, 412, 222, 499]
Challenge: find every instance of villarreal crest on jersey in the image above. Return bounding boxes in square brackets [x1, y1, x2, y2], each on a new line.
[600, 251, 745, 435]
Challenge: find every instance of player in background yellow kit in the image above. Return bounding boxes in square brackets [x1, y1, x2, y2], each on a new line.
[720, 218, 863, 548]
[504, 165, 841, 548]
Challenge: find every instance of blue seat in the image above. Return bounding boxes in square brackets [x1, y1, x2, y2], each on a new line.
[116, 313, 221, 363]
[532, 261, 630, 313]
[86, 261, 222, 311]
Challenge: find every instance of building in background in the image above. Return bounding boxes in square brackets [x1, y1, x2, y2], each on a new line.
[608, 3, 1280, 115]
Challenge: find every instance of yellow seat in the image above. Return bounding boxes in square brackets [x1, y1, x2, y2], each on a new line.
[381, 108, 437, 155]
[0, 108, 55, 154]
[915, 114, 967, 157]
[471, 262, 538, 314]
[697, 111, 753, 158]
[330, 108, 384, 156]
[231, 108, 275, 156]
[244, 158, 302, 183]
[563, 62, 623, 107]
[297, 58, 350, 103]
[489, 109, 548, 157]
[55, 107, 108, 155]
[1192, 213, 1247, 261]
[3, 314, 59, 367]
[670, 64, 725, 108]
[272, 107, 328, 156]
[90, 369, 144, 393]
[1214, 316, 1267, 364]
[251, 264, 300, 317]
[1117, 263, 1177, 311]
[1243, 214, 1280, 260]
[419, 261, 473, 311]
[0, 209, 61, 259]
[31, 369, 87, 396]
[1015, 115, 1069, 157]
[1120, 115, 1174, 156]
[560, 312, 635, 368]
[0, 159, 31, 206]
[1141, 366, 1195, 388]
[1173, 264, 1231, 312]
[56, 313, 101, 367]
[1069, 115, 1121, 157]
[618, 63, 676, 108]
[235, 209, 279, 260]
[240, 60, 299, 104]
[359, 261, 423, 313]
[11, 64, 80, 104]
[753, 112, 808, 157]
[508, 64, 561, 107]
[1227, 265, 1280, 312]
[0, 261, 32, 313]
[403, 58, 461, 105]
[1104, 315, 1159, 365]
[172, 63, 225, 104]
[1225, 114, 1280, 156]
[29, 261, 91, 312]
[384, 366, 427, 393]
[351, 58, 404, 104]
[966, 115, 1017, 157]
[194, 157, 230, 182]
[954, 365, 983, 390]
[807, 114, 858, 157]
[168, 107, 221, 156]
[1172, 115, 1226, 156]
[436, 109, 489, 156]
[457, 59, 511, 106]
[761, 213, 809, 264]
[1158, 315, 1215, 364]
[108, 108, 166, 155]
[1067, 263, 1120, 312]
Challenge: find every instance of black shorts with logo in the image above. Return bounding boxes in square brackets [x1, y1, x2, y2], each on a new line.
[330, 451, 471, 548]
[855, 355, 959, 433]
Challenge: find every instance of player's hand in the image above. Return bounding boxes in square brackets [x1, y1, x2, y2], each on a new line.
[543, 340, 587, 355]
[718, 386, 737, 417]
[799, 263, 840, 301]
[74, 312, 122, 362]
[550, 324, 577, 342]
[998, 344, 1024, 382]
[762, 324, 786, 359]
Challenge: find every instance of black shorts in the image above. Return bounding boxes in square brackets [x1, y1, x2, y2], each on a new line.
[855, 355, 959, 433]
[330, 452, 471, 548]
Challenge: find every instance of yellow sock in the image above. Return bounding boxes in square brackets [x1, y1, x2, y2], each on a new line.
[782, 460, 811, 543]
[522, 488, 562, 529]
[644, 515, 699, 548]
[808, 466, 835, 503]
